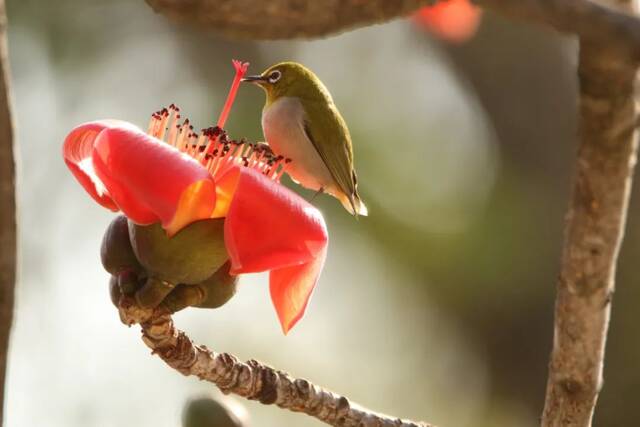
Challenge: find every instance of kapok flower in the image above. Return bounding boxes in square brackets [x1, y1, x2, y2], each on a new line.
[413, 0, 482, 43]
[63, 60, 328, 334]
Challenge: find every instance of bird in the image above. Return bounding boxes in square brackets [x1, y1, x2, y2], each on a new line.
[242, 61, 368, 216]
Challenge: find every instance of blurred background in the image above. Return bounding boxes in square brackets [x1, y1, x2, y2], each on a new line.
[4, 0, 640, 426]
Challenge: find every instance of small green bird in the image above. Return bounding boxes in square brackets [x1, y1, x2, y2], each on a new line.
[242, 62, 368, 216]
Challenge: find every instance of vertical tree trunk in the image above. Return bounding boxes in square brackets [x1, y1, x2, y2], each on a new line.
[0, 0, 15, 424]
[541, 24, 639, 427]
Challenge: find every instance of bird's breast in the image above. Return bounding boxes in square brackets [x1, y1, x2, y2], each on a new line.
[262, 97, 335, 193]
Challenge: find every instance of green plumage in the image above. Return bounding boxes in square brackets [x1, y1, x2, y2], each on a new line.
[242, 61, 367, 216]
[302, 99, 358, 211]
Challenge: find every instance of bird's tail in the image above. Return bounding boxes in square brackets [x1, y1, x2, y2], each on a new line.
[340, 192, 368, 217]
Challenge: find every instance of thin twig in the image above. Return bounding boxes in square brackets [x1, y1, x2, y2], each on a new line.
[0, 0, 15, 425]
[541, 6, 640, 425]
[117, 298, 435, 427]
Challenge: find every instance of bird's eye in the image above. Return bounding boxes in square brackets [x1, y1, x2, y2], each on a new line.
[268, 70, 282, 83]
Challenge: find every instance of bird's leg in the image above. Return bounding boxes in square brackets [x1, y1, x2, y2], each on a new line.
[309, 187, 324, 202]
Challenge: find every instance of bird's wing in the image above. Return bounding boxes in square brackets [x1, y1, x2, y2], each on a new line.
[301, 99, 356, 201]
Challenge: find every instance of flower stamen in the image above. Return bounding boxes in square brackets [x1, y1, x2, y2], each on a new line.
[145, 61, 291, 184]
[166, 111, 180, 148]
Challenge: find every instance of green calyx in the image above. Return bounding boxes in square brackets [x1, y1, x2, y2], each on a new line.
[101, 216, 237, 313]
[128, 218, 228, 285]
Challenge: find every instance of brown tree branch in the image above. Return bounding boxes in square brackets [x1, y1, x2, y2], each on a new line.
[117, 298, 435, 427]
[541, 4, 640, 425]
[143, 0, 640, 63]
[0, 0, 15, 425]
[144, 0, 434, 39]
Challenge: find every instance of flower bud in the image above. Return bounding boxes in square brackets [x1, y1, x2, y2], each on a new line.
[101, 215, 142, 275]
[108, 275, 121, 307]
[109, 270, 143, 308]
[118, 269, 142, 295]
[195, 261, 238, 309]
[161, 284, 205, 313]
[136, 276, 176, 308]
[182, 396, 246, 427]
[160, 262, 237, 313]
[128, 218, 228, 285]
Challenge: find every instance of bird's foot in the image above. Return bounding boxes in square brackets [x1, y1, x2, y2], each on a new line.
[309, 187, 324, 203]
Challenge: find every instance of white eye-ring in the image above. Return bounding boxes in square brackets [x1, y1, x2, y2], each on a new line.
[268, 70, 282, 83]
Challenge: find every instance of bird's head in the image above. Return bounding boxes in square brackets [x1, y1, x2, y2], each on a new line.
[242, 62, 326, 104]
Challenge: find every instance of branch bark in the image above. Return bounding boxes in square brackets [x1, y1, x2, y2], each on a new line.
[117, 298, 434, 427]
[541, 4, 639, 425]
[144, 0, 433, 39]
[143, 0, 640, 64]
[0, 0, 15, 425]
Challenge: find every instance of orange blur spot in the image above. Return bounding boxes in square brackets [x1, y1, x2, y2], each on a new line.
[414, 0, 482, 43]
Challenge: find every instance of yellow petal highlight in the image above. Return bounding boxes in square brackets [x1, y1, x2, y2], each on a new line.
[165, 179, 217, 237]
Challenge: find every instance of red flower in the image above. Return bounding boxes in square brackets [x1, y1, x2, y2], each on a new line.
[413, 0, 482, 43]
[63, 61, 328, 334]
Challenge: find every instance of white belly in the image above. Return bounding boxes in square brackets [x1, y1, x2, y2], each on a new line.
[262, 97, 336, 193]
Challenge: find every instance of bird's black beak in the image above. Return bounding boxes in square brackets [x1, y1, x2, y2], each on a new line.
[241, 75, 267, 84]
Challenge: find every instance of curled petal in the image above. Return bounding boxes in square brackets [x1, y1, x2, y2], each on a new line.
[224, 167, 328, 332]
[64, 121, 218, 235]
[91, 126, 217, 235]
[63, 120, 135, 211]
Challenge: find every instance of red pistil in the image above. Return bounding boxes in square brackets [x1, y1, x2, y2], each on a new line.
[217, 60, 249, 129]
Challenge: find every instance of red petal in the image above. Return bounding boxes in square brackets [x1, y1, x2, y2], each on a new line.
[224, 167, 327, 273]
[91, 125, 217, 235]
[414, 0, 481, 43]
[63, 120, 134, 211]
[270, 245, 327, 334]
[224, 167, 328, 332]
